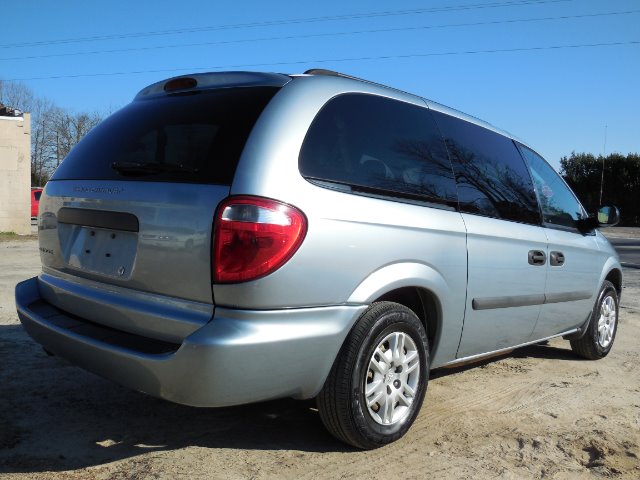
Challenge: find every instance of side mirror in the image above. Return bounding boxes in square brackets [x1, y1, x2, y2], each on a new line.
[596, 205, 620, 227]
[576, 205, 620, 233]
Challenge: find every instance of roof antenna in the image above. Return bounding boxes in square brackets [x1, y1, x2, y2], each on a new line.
[599, 124, 607, 206]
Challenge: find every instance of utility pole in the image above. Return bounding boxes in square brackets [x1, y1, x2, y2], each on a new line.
[56, 132, 60, 167]
[599, 125, 607, 206]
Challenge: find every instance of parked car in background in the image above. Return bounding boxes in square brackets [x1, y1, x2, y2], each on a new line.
[31, 187, 43, 218]
[16, 70, 622, 449]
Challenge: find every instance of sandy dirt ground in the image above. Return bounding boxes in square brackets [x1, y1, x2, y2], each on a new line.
[0, 236, 638, 479]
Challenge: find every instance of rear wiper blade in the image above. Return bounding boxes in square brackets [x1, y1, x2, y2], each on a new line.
[111, 161, 199, 175]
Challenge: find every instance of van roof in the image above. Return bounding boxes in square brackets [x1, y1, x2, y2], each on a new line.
[135, 69, 529, 149]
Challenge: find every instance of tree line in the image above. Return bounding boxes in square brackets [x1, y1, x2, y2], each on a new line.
[560, 152, 640, 226]
[0, 80, 103, 186]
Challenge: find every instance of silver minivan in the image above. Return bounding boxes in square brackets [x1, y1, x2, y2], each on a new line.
[16, 70, 622, 449]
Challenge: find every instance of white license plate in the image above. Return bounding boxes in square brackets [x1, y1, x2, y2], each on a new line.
[58, 224, 138, 278]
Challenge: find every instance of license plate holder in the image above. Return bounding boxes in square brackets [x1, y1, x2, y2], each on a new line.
[58, 224, 137, 279]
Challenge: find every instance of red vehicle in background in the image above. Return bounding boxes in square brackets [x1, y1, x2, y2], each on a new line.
[31, 188, 43, 218]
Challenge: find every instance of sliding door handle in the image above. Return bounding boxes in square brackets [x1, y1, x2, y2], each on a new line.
[528, 250, 547, 266]
[550, 251, 565, 266]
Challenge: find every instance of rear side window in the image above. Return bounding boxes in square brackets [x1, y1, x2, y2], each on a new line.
[432, 111, 540, 224]
[299, 94, 458, 208]
[52, 87, 279, 184]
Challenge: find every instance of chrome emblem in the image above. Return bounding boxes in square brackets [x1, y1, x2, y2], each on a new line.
[117, 266, 126, 276]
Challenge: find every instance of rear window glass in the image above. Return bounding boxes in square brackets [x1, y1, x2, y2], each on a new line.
[52, 87, 279, 184]
[299, 93, 458, 208]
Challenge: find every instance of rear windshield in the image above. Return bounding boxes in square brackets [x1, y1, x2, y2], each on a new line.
[52, 87, 279, 184]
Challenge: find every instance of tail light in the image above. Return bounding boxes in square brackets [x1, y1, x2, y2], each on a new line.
[213, 196, 307, 283]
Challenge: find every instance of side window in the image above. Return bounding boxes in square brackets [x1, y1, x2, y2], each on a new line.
[431, 111, 540, 224]
[299, 94, 458, 207]
[518, 144, 585, 229]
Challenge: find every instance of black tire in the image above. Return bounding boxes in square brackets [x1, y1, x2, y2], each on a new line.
[570, 280, 619, 360]
[317, 302, 429, 449]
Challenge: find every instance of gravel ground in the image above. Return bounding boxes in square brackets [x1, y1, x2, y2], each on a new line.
[1, 236, 638, 479]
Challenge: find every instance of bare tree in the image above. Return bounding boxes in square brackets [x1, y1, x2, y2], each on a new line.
[1, 80, 103, 185]
[31, 100, 58, 186]
[0, 80, 35, 112]
[51, 110, 102, 165]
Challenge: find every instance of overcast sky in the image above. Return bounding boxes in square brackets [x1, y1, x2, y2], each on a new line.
[2, 0, 638, 169]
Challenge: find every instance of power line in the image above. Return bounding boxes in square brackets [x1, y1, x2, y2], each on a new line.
[6, 40, 638, 82]
[2, 9, 635, 63]
[0, 0, 571, 49]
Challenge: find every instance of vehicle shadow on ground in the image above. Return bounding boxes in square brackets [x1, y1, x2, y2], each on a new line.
[0, 324, 351, 474]
[0, 325, 579, 473]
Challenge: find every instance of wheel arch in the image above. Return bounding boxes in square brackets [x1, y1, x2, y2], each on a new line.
[375, 287, 441, 357]
[346, 262, 454, 362]
[605, 268, 622, 298]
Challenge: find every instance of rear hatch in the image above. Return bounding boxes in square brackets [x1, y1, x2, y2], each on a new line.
[38, 74, 287, 311]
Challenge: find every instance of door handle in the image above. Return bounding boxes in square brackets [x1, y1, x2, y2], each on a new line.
[550, 251, 565, 266]
[528, 250, 547, 266]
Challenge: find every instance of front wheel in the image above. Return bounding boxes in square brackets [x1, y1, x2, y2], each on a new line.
[317, 302, 429, 449]
[570, 280, 619, 360]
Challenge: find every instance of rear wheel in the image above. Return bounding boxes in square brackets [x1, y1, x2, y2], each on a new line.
[570, 280, 619, 360]
[317, 302, 429, 449]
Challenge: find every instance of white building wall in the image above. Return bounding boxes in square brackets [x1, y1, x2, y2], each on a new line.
[0, 113, 31, 235]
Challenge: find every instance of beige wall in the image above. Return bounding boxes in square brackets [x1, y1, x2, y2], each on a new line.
[0, 113, 31, 235]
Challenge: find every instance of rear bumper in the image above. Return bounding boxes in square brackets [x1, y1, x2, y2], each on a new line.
[16, 276, 365, 407]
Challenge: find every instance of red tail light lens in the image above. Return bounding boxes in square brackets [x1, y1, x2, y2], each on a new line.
[213, 196, 307, 283]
